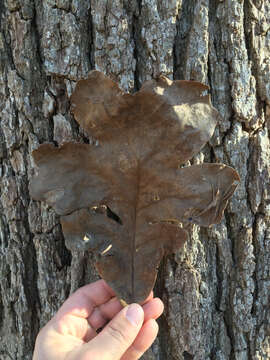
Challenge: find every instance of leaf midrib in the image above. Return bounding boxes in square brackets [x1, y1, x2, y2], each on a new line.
[132, 160, 141, 301]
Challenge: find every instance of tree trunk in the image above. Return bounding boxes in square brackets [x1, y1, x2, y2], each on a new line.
[0, 0, 269, 359]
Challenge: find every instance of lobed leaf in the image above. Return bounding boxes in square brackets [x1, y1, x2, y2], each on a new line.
[30, 71, 239, 303]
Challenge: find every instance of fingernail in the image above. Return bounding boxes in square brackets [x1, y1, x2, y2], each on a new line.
[126, 304, 143, 326]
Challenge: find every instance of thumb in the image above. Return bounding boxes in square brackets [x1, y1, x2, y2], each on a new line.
[82, 304, 144, 360]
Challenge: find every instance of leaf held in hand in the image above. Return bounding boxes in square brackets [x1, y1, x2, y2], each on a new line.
[29, 71, 240, 303]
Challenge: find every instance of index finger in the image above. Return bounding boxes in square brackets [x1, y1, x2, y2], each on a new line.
[55, 280, 116, 319]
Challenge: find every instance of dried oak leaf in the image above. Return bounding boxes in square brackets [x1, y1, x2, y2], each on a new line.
[29, 71, 240, 304]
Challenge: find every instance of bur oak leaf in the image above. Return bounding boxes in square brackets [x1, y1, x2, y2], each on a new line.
[29, 71, 240, 304]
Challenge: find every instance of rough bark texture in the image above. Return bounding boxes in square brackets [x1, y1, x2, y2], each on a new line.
[0, 0, 269, 359]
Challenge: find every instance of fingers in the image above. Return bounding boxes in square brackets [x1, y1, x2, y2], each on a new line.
[142, 290, 154, 303]
[87, 295, 163, 331]
[55, 280, 115, 319]
[143, 297, 164, 322]
[84, 296, 164, 342]
[56, 280, 155, 322]
[74, 304, 145, 360]
[121, 319, 159, 360]
[52, 277, 163, 345]
[82, 323, 97, 343]
[88, 297, 122, 330]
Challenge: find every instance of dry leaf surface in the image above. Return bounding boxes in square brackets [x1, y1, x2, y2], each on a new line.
[30, 71, 240, 303]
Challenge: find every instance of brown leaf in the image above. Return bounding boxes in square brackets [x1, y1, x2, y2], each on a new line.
[29, 71, 239, 303]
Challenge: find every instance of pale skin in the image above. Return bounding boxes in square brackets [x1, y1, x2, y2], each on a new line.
[33, 280, 164, 360]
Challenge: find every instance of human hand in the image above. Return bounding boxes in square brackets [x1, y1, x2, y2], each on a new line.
[33, 280, 164, 360]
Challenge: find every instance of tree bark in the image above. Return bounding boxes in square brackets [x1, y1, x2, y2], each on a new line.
[0, 0, 270, 359]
